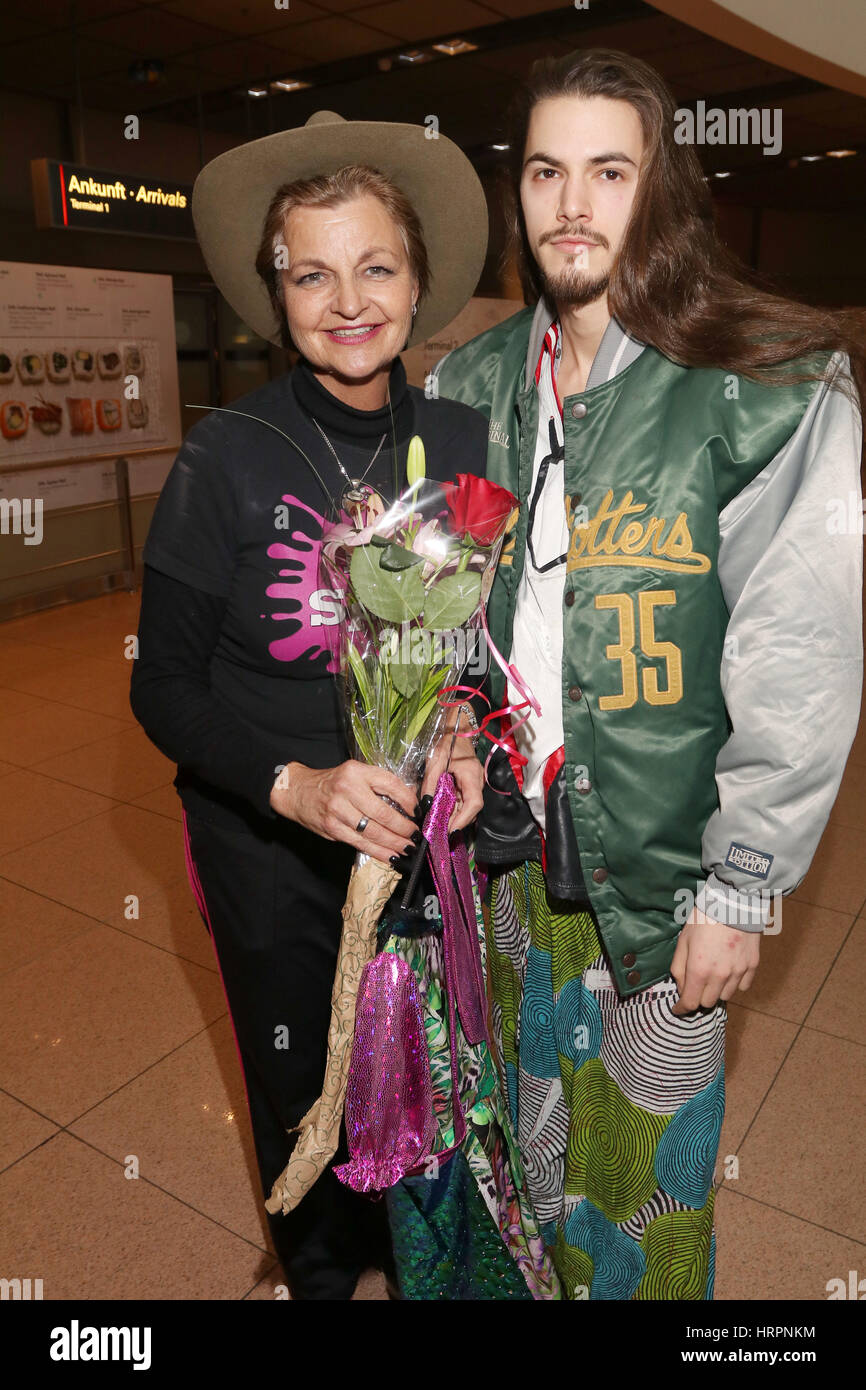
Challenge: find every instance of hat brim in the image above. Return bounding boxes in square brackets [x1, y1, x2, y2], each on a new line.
[191, 117, 489, 350]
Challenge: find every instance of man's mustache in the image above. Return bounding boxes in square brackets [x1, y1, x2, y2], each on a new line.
[538, 227, 609, 250]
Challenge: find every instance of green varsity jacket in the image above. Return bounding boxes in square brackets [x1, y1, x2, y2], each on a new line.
[433, 302, 862, 996]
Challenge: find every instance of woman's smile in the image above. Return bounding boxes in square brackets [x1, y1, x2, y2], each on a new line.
[323, 323, 386, 344]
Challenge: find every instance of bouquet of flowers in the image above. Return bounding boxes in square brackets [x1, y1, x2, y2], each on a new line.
[264, 439, 518, 1215]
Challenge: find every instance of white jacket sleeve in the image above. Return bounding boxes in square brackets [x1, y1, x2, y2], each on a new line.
[698, 354, 863, 931]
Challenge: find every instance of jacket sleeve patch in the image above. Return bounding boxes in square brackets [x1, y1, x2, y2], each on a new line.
[724, 843, 774, 878]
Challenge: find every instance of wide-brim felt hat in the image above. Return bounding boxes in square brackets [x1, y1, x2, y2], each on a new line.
[191, 109, 489, 349]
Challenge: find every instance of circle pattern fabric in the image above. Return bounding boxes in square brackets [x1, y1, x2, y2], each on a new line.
[487, 860, 725, 1301]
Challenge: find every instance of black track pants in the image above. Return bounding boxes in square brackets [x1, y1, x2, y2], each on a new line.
[181, 806, 391, 1299]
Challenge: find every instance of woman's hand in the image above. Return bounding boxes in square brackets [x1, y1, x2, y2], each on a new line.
[270, 760, 420, 865]
[669, 905, 761, 1014]
[421, 719, 485, 833]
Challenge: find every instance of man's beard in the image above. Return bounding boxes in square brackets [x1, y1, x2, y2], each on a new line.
[537, 256, 610, 309]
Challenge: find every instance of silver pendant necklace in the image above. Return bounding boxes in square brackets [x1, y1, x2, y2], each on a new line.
[312, 416, 388, 509]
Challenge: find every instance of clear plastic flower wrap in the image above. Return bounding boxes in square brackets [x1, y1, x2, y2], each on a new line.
[320, 448, 518, 784]
[264, 438, 518, 1218]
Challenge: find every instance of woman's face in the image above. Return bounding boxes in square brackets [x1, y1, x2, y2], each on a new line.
[279, 193, 418, 381]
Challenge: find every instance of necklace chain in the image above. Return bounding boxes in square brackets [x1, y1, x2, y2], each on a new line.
[312, 416, 388, 497]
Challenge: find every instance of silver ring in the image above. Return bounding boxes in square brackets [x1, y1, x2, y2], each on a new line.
[355, 815, 369, 834]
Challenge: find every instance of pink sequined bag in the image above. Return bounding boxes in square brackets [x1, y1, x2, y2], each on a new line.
[334, 773, 488, 1195]
[333, 951, 437, 1192]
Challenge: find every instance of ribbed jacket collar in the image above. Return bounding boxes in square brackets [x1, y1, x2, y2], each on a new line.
[523, 294, 646, 394]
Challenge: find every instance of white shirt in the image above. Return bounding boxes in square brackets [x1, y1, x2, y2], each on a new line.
[506, 322, 568, 830]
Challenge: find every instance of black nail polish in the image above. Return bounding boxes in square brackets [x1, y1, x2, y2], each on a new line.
[403, 842, 415, 856]
[390, 855, 401, 867]
[411, 829, 422, 845]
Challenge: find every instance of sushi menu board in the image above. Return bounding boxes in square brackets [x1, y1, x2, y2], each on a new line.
[0, 260, 181, 468]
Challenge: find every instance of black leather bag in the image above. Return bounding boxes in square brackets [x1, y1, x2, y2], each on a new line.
[474, 748, 590, 905]
[474, 745, 541, 866]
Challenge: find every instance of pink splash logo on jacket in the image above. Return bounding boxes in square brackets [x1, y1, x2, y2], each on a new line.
[265, 495, 342, 670]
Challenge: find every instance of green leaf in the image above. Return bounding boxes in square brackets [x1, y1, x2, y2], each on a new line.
[350, 543, 426, 622]
[404, 663, 452, 744]
[422, 571, 482, 631]
[389, 656, 424, 698]
[377, 543, 425, 572]
[349, 702, 375, 764]
[345, 640, 372, 709]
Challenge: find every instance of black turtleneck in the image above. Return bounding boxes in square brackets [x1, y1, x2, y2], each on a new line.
[291, 353, 412, 441]
[132, 357, 489, 835]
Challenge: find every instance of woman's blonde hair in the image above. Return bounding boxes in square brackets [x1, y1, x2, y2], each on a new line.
[255, 164, 431, 351]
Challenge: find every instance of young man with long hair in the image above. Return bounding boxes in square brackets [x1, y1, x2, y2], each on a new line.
[432, 48, 864, 1300]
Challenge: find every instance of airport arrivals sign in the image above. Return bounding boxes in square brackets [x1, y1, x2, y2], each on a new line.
[31, 159, 194, 240]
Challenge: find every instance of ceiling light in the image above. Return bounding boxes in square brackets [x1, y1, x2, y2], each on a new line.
[800, 154, 823, 161]
[398, 50, 428, 64]
[433, 39, 478, 56]
[271, 78, 312, 92]
[825, 148, 857, 158]
[128, 58, 165, 85]
[713, 171, 731, 178]
[247, 87, 268, 98]
[491, 143, 510, 151]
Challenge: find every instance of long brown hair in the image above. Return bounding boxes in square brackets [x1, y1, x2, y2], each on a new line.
[503, 48, 866, 411]
[255, 164, 430, 352]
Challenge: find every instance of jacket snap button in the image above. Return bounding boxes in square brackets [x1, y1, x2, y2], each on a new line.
[570, 402, 587, 419]
[568, 685, 582, 702]
[626, 969, 641, 986]
[592, 867, 608, 884]
[564, 590, 575, 607]
[575, 776, 591, 794]
[622, 952, 636, 967]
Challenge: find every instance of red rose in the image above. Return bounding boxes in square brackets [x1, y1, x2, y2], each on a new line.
[441, 473, 518, 548]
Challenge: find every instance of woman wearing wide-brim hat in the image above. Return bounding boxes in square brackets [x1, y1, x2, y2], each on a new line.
[129, 111, 492, 1298]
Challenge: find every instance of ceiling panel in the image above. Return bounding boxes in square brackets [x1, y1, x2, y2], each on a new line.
[684, 59, 796, 94]
[278, 16, 402, 61]
[0, 34, 137, 88]
[481, 0, 585, 13]
[309, 0, 472, 10]
[158, 0, 328, 35]
[189, 38, 303, 79]
[646, 37, 751, 80]
[0, 0, 136, 40]
[357, 0, 505, 43]
[77, 11, 239, 57]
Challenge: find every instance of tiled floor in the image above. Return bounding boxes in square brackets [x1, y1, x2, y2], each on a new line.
[1, 588, 864, 1301]
[0, 591, 384, 1301]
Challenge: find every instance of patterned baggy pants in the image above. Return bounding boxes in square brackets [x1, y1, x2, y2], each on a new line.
[487, 861, 726, 1300]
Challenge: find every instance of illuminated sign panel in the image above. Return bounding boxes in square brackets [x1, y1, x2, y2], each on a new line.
[31, 159, 194, 240]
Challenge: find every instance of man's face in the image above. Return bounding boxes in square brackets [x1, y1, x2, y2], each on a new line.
[520, 95, 644, 308]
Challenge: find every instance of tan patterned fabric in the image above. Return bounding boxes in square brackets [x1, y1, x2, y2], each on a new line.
[265, 853, 401, 1215]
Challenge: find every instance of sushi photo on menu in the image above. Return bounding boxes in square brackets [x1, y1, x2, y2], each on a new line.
[0, 331, 163, 461]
